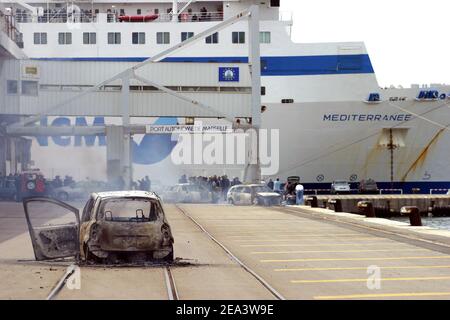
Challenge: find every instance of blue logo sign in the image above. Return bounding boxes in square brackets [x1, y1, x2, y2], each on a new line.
[219, 67, 239, 82]
[35, 117, 178, 165]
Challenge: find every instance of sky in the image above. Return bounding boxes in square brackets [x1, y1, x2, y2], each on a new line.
[280, 0, 450, 87]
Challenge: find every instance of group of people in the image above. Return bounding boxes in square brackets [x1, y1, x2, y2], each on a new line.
[133, 176, 152, 192]
[50, 175, 75, 189]
[267, 178, 301, 196]
[179, 174, 242, 201]
[266, 177, 304, 204]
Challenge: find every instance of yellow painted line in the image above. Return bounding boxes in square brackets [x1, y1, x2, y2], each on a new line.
[243, 242, 395, 248]
[252, 248, 427, 255]
[275, 265, 450, 272]
[261, 256, 450, 263]
[228, 233, 359, 238]
[315, 292, 450, 300]
[236, 235, 372, 241]
[292, 276, 450, 284]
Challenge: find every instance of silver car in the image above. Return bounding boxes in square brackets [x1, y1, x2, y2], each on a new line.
[227, 184, 282, 206]
[53, 180, 108, 201]
[162, 184, 214, 203]
[331, 180, 351, 194]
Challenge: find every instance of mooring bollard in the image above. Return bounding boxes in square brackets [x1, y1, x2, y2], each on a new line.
[328, 199, 343, 212]
[305, 196, 318, 208]
[401, 206, 422, 226]
[358, 201, 376, 218]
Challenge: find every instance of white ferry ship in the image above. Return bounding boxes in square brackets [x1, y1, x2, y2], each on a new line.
[2, 0, 450, 192]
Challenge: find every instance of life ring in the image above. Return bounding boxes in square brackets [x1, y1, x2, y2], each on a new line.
[440, 93, 447, 100]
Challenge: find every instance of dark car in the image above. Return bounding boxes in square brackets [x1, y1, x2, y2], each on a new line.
[23, 191, 174, 264]
[358, 179, 379, 194]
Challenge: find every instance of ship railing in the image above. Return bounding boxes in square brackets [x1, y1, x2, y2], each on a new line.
[16, 11, 224, 23]
[279, 10, 293, 22]
[0, 10, 23, 48]
[15, 11, 98, 23]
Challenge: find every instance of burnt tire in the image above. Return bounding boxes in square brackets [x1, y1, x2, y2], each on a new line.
[163, 248, 174, 262]
[83, 244, 101, 264]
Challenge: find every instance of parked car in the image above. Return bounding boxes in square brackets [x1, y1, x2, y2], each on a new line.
[53, 180, 109, 201]
[227, 184, 282, 206]
[331, 180, 351, 194]
[23, 191, 174, 263]
[0, 177, 17, 201]
[358, 179, 379, 194]
[161, 184, 215, 203]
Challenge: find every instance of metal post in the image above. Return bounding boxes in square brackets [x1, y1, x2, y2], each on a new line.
[121, 73, 131, 189]
[172, 0, 178, 22]
[9, 138, 16, 174]
[244, 4, 262, 183]
[388, 128, 396, 191]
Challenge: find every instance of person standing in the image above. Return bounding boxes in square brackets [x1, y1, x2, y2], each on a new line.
[273, 178, 282, 194]
[267, 179, 274, 190]
[144, 176, 151, 191]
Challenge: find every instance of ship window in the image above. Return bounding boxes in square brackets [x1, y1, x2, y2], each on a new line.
[156, 32, 170, 44]
[33, 32, 47, 45]
[132, 32, 145, 44]
[120, 9, 125, 16]
[137, 9, 141, 15]
[205, 32, 219, 44]
[154, 9, 159, 14]
[232, 32, 245, 44]
[83, 32, 96, 45]
[260, 32, 271, 44]
[22, 81, 38, 96]
[108, 32, 121, 44]
[261, 86, 266, 96]
[281, 99, 294, 104]
[58, 32, 72, 45]
[6, 80, 18, 94]
[181, 32, 194, 42]
[270, 0, 280, 7]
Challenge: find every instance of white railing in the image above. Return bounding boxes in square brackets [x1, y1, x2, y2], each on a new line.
[379, 189, 403, 195]
[430, 189, 449, 195]
[279, 10, 293, 22]
[0, 10, 23, 48]
[16, 11, 224, 23]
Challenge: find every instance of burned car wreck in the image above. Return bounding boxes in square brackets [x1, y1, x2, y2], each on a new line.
[23, 191, 174, 264]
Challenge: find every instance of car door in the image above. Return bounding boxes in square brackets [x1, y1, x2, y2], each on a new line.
[23, 197, 80, 261]
[232, 187, 241, 204]
[241, 187, 253, 205]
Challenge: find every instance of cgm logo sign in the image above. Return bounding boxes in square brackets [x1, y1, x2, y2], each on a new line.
[35, 117, 178, 165]
[219, 67, 239, 82]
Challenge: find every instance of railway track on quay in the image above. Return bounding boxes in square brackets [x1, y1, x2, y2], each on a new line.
[174, 204, 286, 300]
[44, 204, 283, 300]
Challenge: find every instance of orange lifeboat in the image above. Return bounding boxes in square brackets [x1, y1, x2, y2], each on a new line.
[118, 15, 158, 22]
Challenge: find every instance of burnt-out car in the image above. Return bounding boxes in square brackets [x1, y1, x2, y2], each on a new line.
[23, 191, 174, 264]
[227, 184, 282, 206]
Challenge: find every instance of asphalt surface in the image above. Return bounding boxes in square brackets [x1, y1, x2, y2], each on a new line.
[1, 201, 450, 300]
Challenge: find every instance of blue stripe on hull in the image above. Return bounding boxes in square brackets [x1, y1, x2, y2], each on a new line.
[301, 181, 450, 195]
[32, 54, 374, 76]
